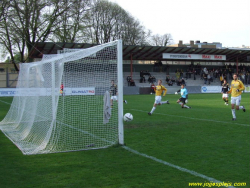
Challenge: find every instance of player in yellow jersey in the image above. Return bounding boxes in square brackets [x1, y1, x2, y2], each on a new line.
[148, 80, 169, 115]
[228, 73, 246, 120]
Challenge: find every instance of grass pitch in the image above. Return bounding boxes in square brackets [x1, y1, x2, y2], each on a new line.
[0, 93, 249, 188]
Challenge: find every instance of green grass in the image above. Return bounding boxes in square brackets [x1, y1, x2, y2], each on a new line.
[0, 94, 249, 188]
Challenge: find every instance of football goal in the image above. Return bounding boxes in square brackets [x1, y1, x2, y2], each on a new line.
[0, 40, 124, 155]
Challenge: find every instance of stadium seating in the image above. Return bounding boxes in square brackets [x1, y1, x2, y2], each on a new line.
[124, 72, 222, 87]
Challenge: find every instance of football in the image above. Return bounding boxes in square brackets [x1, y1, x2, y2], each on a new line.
[175, 92, 178, 95]
[124, 113, 133, 122]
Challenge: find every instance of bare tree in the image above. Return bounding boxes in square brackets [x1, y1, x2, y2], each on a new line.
[121, 15, 151, 46]
[52, 0, 91, 43]
[0, 0, 173, 68]
[86, 0, 125, 44]
[86, 0, 150, 45]
[0, 0, 72, 68]
[149, 33, 173, 46]
[0, 1, 20, 69]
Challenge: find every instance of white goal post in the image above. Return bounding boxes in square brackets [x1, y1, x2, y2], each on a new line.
[0, 40, 124, 155]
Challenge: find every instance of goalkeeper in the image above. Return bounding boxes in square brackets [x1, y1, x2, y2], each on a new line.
[175, 84, 191, 109]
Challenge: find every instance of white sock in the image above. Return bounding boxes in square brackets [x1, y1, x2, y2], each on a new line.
[183, 105, 189, 108]
[178, 102, 183, 105]
[150, 107, 156, 114]
[231, 109, 236, 118]
[239, 106, 244, 110]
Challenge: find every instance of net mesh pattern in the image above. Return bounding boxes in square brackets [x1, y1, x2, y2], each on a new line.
[0, 41, 119, 155]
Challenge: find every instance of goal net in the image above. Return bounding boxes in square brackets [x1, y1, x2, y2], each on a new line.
[0, 40, 124, 155]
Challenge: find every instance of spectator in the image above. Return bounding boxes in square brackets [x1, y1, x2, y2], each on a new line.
[152, 76, 156, 83]
[177, 79, 182, 86]
[140, 76, 146, 83]
[168, 79, 173, 86]
[215, 69, 219, 78]
[180, 69, 184, 77]
[148, 76, 155, 83]
[204, 74, 208, 85]
[171, 76, 176, 84]
[166, 75, 170, 83]
[127, 76, 132, 86]
[140, 70, 144, 77]
[204, 67, 208, 74]
[210, 69, 214, 81]
[176, 70, 180, 80]
[130, 79, 135, 86]
[144, 70, 151, 76]
[209, 70, 213, 82]
[148, 76, 152, 83]
[193, 68, 196, 80]
[200, 69, 204, 80]
[207, 73, 211, 85]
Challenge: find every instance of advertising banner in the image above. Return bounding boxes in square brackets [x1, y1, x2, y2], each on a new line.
[201, 86, 221, 93]
[163, 53, 226, 60]
[0, 88, 95, 96]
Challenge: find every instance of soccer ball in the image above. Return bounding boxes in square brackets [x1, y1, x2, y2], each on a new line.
[175, 92, 178, 95]
[124, 113, 133, 122]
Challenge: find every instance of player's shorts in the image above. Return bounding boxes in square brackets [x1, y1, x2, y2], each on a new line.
[231, 95, 241, 106]
[179, 97, 186, 104]
[154, 96, 162, 104]
[222, 93, 228, 98]
[111, 96, 118, 101]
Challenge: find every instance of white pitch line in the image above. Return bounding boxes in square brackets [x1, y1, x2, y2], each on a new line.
[122, 146, 236, 188]
[130, 109, 250, 127]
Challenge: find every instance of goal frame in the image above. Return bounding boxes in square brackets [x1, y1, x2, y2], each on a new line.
[0, 40, 124, 154]
[117, 40, 124, 145]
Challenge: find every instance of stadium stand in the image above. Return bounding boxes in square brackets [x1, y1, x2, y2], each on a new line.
[124, 72, 222, 87]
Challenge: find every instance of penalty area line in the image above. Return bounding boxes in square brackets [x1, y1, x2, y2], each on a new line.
[122, 146, 236, 188]
[130, 109, 250, 127]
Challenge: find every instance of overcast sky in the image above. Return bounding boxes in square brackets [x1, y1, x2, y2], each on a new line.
[110, 0, 250, 47]
[1, 0, 249, 62]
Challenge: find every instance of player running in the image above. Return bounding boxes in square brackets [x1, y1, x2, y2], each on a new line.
[148, 79, 169, 115]
[110, 80, 127, 108]
[228, 73, 246, 121]
[221, 79, 230, 105]
[175, 84, 191, 109]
